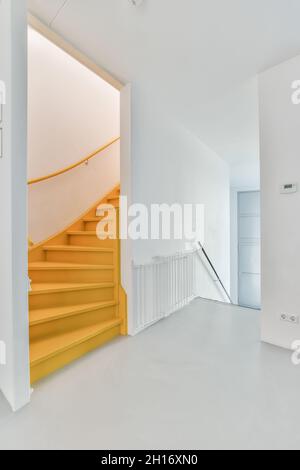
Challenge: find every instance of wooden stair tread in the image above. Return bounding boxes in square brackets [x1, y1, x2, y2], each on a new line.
[44, 245, 114, 253]
[67, 231, 98, 236]
[30, 319, 121, 367]
[29, 262, 114, 270]
[30, 301, 117, 326]
[83, 217, 101, 222]
[83, 217, 114, 222]
[30, 282, 115, 295]
[68, 231, 117, 236]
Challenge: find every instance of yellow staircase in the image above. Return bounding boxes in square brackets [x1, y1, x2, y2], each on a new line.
[28, 186, 127, 383]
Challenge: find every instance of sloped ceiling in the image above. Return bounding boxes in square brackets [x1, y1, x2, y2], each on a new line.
[28, 0, 300, 186]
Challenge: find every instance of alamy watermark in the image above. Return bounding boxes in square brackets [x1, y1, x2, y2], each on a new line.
[291, 341, 300, 366]
[291, 80, 300, 105]
[96, 196, 205, 243]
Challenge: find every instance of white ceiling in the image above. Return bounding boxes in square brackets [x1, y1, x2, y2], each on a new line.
[28, 0, 300, 186]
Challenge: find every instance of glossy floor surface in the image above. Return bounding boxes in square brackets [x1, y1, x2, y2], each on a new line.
[0, 298, 299, 450]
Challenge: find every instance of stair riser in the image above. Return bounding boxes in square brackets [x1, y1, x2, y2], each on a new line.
[45, 250, 114, 265]
[31, 325, 121, 383]
[84, 215, 115, 231]
[29, 268, 114, 284]
[30, 305, 117, 342]
[30, 287, 115, 310]
[68, 235, 117, 248]
[84, 221, 104, 231]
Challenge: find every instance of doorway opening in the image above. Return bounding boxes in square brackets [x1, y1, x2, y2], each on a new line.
[27, 18, 130, 384]
[229, 188, 261, 310]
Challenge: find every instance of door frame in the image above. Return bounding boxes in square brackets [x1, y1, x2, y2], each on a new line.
[0, 0, 31, 412]
[230, 186, 260, 307]
[237, 190, 261, 309]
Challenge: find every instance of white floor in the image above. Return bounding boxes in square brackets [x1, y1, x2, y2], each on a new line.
[0, 298, 299, 450]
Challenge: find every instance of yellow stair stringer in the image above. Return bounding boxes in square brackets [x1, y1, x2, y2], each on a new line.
[29, 185, 127, 384]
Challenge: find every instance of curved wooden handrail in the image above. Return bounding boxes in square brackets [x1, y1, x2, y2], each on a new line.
[28, 137, 120, 185]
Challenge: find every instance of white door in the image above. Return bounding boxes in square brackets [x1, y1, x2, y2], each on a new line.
[238, 191, 261, 309]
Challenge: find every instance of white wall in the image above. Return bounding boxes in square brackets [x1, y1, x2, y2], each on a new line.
[0, 0, 30, 411]
[259, 54, 300, 349]
[28, 27, 120, 242]
[130, 91, 231, 303]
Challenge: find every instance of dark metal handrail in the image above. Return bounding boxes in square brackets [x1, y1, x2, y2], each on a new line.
[197, 242, 233, 304]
